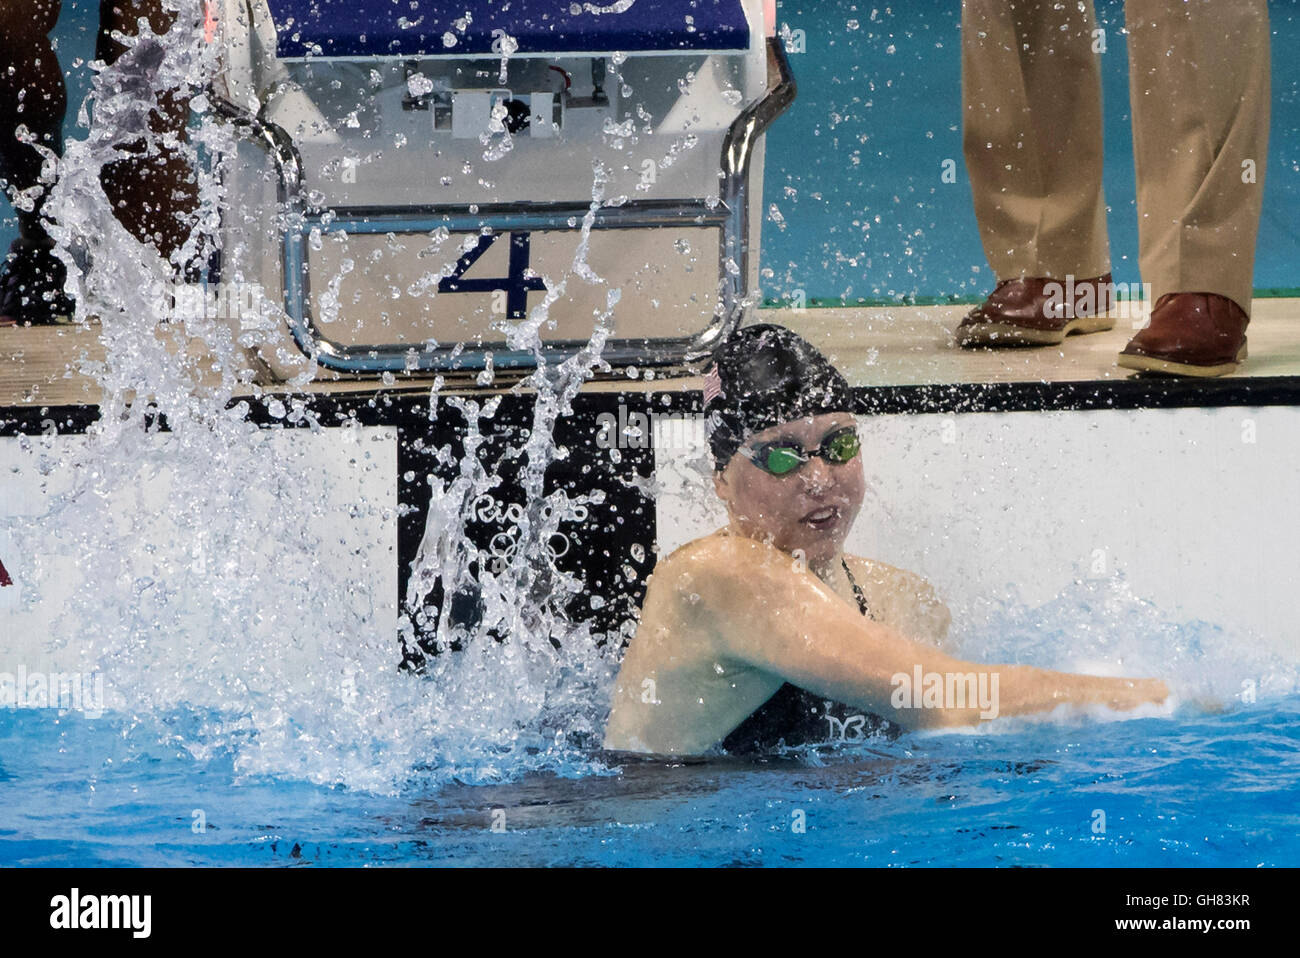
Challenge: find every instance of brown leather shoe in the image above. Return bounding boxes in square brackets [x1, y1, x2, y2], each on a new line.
[956, 273, 1115, 347]
[1117, 292, 1248, 377]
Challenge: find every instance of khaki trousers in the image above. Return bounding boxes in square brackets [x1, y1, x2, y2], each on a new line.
[961, 0, 1270, 315]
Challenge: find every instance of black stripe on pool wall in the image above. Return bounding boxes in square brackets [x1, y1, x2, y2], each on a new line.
[6, 372, 1300, 438]
[856, 376, 1300, 416]
[0, 404, 104, 437]
[656, 376, 1300, 417]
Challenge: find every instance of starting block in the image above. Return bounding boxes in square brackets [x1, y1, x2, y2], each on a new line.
[209, 0, 794, 383]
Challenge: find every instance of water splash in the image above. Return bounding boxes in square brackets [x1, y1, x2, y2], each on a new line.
[3, 0, 634, 794]
[949, 572, 1300, 713]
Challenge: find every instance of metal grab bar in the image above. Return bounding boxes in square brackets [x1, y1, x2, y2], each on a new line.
[212, 37, 796, 381]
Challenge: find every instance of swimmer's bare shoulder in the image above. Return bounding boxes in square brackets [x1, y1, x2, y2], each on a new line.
[614, 529, 819, 689]
[633, 530, 793, 639]
[639, 530, 743, 611]
[843, 554, 952, 648]
[666, 529, 807, 600]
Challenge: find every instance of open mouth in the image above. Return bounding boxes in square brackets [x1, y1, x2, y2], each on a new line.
[801, 506, 839, 528]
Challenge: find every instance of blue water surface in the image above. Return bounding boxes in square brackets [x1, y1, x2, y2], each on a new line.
[2, 695, 1296, 867]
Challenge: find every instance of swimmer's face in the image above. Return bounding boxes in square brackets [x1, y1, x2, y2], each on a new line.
[713, 412, 864, 567]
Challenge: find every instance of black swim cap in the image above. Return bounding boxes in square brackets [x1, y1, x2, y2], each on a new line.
[703, 323, 855, 472]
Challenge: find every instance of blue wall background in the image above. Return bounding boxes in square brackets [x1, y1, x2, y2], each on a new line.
[3, 0, 1297, 305]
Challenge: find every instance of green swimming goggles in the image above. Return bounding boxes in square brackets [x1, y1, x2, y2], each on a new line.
[741, 425, 862, 476]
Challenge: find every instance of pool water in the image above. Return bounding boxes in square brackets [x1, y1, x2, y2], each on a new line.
[3, 694, 1296, 867]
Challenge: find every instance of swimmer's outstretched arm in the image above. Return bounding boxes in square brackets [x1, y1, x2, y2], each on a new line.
[680, 536, 1168, 730]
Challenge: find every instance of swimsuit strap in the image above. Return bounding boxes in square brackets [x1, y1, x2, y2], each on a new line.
[841, 557, 873, 619]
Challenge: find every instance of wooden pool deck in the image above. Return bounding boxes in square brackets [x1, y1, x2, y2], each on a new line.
[4, 298, 1298, 408]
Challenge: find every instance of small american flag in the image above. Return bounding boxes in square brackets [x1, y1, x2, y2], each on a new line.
[702, 365, 723, 404]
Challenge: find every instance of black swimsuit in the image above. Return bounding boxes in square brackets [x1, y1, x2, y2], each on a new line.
[719, 558, 896, 755]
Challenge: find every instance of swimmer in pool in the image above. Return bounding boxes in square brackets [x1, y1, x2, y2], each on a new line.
[603, 323, 1169, 755]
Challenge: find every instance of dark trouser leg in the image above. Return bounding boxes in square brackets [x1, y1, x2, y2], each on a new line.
[96, 0, 200, 265]
[0, 0, 66, 244]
